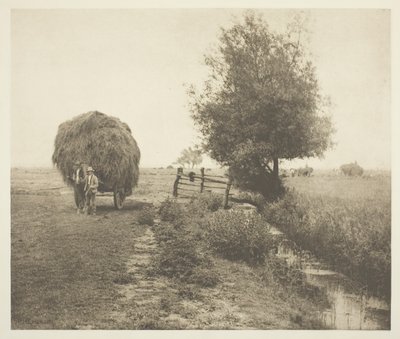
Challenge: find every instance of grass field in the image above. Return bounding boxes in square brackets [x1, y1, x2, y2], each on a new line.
[11, 167, 327, 329]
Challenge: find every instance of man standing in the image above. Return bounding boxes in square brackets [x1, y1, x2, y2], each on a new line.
[68, 161, 85, 214]
[84, 166, 98, 215]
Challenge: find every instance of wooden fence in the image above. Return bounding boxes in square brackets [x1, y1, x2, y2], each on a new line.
[173, 167, 232, 208]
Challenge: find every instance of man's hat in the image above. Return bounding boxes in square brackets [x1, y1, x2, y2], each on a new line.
[87, 166, 94, 172]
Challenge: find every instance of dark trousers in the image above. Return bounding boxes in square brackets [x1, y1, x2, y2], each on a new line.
[85, 190, 96, 215]
[74, 185, 85, 213]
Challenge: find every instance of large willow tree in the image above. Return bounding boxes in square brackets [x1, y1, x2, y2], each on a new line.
[189, 12, 333, 199]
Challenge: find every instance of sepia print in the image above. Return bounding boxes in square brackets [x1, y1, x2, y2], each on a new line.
[6, 5, 395, 334]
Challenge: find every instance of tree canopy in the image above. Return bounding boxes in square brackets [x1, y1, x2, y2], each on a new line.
[189, 12, 333, 198]
[174, 147, 203, 168]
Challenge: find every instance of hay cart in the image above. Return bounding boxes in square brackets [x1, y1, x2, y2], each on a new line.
[72, 164, 132, 211]
[53, 112, 141, 212]
[97, 180, 129, 210]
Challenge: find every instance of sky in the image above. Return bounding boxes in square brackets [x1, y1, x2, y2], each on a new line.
[10, 9, 391, 169]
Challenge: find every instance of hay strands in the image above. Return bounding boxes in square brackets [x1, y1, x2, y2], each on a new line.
[52, 111, 141, 196]
[52, 111, 141, 211]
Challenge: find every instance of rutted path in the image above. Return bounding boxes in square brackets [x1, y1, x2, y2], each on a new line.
[107, 219, 303, 329]
[108, 224, 256, 329]
[120, 228, 161, 303]
[109, 226, 171, 326]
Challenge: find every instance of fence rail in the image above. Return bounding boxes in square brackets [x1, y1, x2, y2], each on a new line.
[172, 167, 232, 208]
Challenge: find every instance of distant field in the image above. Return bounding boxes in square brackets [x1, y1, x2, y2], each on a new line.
[284, 171, 390, 201]
[12, 166, 389, 200]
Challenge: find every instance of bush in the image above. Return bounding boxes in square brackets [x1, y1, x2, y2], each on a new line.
[205, 210, 274, 265]
[151, 222, 179, 243]
[159, 198, 184, 226]
[234, 191, 267, 211]
[188, 192, 223, 214]
[228, 165, 285, 201]
[153, 235, 207, 279]
[151, 223, 217, 284]
[137, 207, 155, 226]
[201, 192, 223, 211]
[186, 266, 220, 287]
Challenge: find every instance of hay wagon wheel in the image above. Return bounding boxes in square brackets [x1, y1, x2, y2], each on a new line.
[113, 190, 125, 210]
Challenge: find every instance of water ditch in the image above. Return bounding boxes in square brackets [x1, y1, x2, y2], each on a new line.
[234, 204, 390, 330]
[274, 230, 390, 329]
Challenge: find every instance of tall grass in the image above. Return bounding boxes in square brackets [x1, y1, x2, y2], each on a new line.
[205, 210, 274, 265]
[264, 186, 391, 300]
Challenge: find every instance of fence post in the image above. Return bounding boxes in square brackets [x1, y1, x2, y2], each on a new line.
[200, 167, 205, 193]
[223, 179, 232, 209]
[173, 167, 183, 197]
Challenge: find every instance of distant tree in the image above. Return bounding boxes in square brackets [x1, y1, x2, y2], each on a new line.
[189, 12, 333, 199]
[174, 147, 203, 168]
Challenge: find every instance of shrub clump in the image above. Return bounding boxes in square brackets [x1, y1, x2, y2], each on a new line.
[153, 234, 209, 279]
[159, 198, 184, 225]
[150, 220, 218, 287]
[234, 191, 267, 211]
[205, 210, 274, 265]
[185, 266, 220, 288]
[228, 165, 285, 201]
[188, 192, 223, 214]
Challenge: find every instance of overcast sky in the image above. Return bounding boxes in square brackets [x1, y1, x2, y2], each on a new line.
[11, 9, 390, 169]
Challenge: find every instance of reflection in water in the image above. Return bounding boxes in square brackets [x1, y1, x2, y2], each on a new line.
[273, 227, 389, 330]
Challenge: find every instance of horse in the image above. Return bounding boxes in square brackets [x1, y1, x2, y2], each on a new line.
[297, 166, 313, 177]
[72, 163, 88, 213]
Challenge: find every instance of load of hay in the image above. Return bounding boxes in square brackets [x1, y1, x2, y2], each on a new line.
[52, 111, 140, 196]
[340, 162, 363, 176]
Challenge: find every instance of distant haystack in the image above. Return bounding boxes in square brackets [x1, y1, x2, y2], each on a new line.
[52, 111, 140, 196]
[340, 162, 363, 177]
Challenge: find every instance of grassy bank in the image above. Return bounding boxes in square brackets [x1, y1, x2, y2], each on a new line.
[264, 175, 391, 300]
